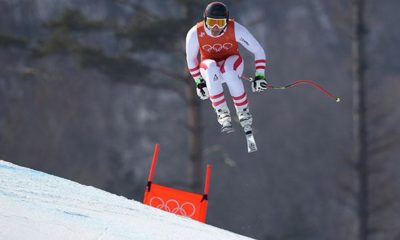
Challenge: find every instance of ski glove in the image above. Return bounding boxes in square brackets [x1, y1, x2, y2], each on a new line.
[195, 77, 209, 100]
[251, 73, 268, 92]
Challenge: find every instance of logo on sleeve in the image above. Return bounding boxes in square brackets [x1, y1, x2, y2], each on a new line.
[239, 37, 249, 46]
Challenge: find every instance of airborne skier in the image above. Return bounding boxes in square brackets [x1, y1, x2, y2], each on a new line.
[185, 1, 267, 152]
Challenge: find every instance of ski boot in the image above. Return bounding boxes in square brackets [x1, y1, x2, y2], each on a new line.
[217, 108, 234, 133]
[237, 108, 253, 130]
[221, 120, 234, 133]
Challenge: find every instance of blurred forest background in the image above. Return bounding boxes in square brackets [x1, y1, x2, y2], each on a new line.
[1, 0, 400, 239]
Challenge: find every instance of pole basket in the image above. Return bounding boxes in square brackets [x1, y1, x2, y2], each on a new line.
[143, 144, 211, 223]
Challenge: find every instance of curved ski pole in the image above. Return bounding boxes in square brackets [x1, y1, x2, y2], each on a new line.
[243, 76, 341, 103]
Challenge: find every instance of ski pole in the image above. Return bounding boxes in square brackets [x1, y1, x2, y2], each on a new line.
[242, 76, 341, 103]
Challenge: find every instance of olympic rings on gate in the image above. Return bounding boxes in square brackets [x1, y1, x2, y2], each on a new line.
[149, 197, 196, 217]
[202, 43, 233, 53]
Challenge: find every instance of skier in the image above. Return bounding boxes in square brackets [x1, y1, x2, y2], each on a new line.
[185, 1, 268, 134]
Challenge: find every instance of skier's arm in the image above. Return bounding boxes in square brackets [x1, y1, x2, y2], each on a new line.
[235, 22, 268, 92]
[234, 22, 267, 77]
[186, 26, 209, 100]
[185, 26, 202, 83]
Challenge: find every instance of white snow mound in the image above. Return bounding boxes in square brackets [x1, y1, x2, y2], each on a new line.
[0, 160, 254, 240]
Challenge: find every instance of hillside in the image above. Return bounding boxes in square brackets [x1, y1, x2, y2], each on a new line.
[0, 160, 253, 240]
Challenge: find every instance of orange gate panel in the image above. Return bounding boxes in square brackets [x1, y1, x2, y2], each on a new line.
[142, 144, 211, 223]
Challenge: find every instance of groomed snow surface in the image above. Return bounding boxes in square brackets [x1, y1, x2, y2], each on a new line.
[0, 160, 254, 240]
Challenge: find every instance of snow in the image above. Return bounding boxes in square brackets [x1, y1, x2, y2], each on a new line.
[0, 160, 254, 240]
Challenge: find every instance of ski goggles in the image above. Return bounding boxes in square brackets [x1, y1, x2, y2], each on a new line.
[205, 17, 227, 28]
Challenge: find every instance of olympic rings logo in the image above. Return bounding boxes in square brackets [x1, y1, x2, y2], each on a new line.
[149, 197, 196, 217]
[202, 43, 233, 53]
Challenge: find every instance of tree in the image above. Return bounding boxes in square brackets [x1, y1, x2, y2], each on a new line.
[36, 0, 211, 191]
[343, 0, 400, 239]
[352, 0, 369, 238]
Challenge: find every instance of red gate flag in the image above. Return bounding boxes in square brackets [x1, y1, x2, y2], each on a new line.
[143, 144, 211, 223]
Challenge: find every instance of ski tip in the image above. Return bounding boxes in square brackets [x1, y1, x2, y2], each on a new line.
[222, 129, 235, 134]
[248, 148, 258, 153]
[336, 97, 341, 103]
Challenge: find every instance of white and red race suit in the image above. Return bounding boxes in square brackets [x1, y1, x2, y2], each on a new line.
[185, 19, 266, 113]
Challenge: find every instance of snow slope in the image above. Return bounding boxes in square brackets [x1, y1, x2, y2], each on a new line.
[0, 160, 254, 240]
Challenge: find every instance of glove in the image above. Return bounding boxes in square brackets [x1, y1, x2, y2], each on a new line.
[195, 77, 209, 100]
[251, 73, 268, 92]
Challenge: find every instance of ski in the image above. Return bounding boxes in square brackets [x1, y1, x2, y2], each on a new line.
[246, 133, 257, 153]
[244, 126, 257, 153]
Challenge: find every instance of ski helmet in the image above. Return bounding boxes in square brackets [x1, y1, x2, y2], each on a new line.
[204, 2, 229, 28]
